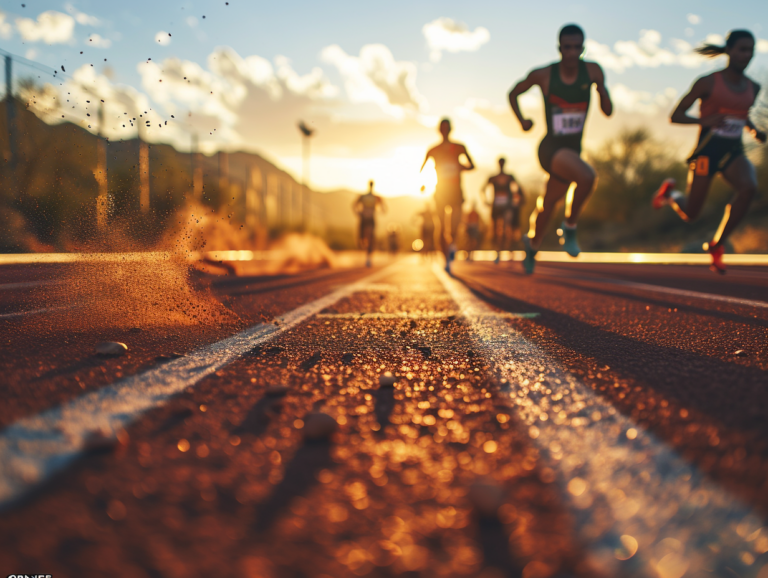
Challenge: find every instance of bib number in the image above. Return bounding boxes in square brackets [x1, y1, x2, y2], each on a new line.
[553, 111, 586, 135]
[493, 195, 508, 206]
[712, 116, 746, 139]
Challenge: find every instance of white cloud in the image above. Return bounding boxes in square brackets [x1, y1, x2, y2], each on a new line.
[422, 17, 490, 62]
[16, 10, 75, 44]
[64, 4, 100, 26]
[585, 30, 705, 73]
[87, 33, 111, 48]
[609, 84, 678, 116]
[687, 14, 701, 25]
[186, 16, 198, 28]
[758, 39, 768, 54]
[25, 48, 37, 60]
[0, 12, 13, 39]
[155, 30, 171, 46]
[321, 44, 426, 116]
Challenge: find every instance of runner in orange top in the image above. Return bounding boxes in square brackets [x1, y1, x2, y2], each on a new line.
[421, 118, 475, 273]
[353, 180, 386, 267]
[652, 30, 765, 274]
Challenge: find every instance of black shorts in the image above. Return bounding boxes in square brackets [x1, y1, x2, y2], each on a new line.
[491, 205, 511, 221]
[359, 217, 375, 237]
[538, 134, 581, 177]
[687, 134, 744, 177]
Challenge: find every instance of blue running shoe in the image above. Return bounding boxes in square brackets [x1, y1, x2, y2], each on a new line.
[523, 237, 537, 274]
[559, 221, 580, 257]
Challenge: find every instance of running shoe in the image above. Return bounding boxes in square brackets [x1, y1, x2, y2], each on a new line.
[494, 251, 501, 265]
[652, 178, 676, 210]
[707, 243, 726, 275]
[365, 255, 372, 268]
[522, 236, 536, 274]
[559, 221, 580, 258]
[445, 244, 456, 275]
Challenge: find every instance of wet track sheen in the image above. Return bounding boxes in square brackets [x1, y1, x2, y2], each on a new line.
[1, 257, 767, 578]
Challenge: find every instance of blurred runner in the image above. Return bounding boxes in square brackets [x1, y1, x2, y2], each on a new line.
[387, 224, 400, 255]
[417, 203, 438, 260]
[353, 180, 386, 267]
[652, 30, 765, 274]
[509, 24, 613, 273]
[464, 203, 482, 259]
[483, 157, 525, 264]
[421, 118, 475, 274]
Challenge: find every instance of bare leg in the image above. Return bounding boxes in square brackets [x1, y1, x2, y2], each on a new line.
[529, 149, 595, 248]
[712, 156, 758, 246]
[669, 164, 713, 221]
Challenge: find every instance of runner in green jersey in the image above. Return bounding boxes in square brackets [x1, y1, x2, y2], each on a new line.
[508, 24, 613, 273]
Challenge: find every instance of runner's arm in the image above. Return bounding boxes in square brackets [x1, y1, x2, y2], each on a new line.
[671, 76, 724, 127]
[747, 81, 767, 142]
[420, 149, 434, 172]
[378, 196, 388, 214]
[508, 68, 545, 131]
[588, 62, 612, 117]
[460, 145, 475, 171]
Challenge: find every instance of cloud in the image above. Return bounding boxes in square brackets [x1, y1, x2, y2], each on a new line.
[87, 33, 111, 48]
[16, 10, 75, 44]
[609, 84, 678, 116]
[758, 39, 768, 54]
[155, 30, 171, 46]
[585, 30, 705, 73]
[64, 4, 100, 26]
[321, 44, 426, 116]
[0, 11, 13, 39]
[687, 14, 701, 25]
[186, 16, 198, 28]
[422, 17, 490, 62]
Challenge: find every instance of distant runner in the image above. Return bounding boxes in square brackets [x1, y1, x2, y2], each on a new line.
[421, 118, 475, 274]
[483, 157, 525, 263]
[353, 180, 386, 267]
[464, 203, 482, 259]
[652, 30, 765, 274]
[508, 24, 613, 273]
[417, 203, 437, 259]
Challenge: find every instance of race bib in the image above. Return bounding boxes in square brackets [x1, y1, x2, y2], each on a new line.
[493, 195, 508, 206]
[553, 110, 586, 136]
[712, 116, 746, 139]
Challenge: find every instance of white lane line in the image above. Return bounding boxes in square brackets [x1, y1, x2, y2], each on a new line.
[0, 305, 78, 320]
[317, 311, 539, 320]
[0, 264, 399, 509]
[434, 264, 764, 577]
[0, 280, 63, 291]
[537, 267, 768, 310]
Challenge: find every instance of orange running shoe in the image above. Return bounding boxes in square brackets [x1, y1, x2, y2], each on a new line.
[708, 243, 726, 275]
[652, 178, 676, 210]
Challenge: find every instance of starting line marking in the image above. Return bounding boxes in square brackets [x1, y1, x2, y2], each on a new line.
[434, 263, 765, 577]
[0, 263, 400, 509]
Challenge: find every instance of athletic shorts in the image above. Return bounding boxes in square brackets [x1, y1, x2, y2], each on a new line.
[359, 217, 375, 236]
[466, 224, 481, 240]
[491, 205, 511, 222]
[687, 135, 744, 177]
[435, 184, 463, 207]
[538, 134, 581, 176]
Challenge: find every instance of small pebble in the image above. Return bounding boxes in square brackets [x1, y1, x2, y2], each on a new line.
[468, 479, 505, 518]
[303, 412, 338, 440]
[379, 372, 397, 388]
[129, 327, 142, 333]
[95, 341, 128, 357]
[734, 350, 747, 357]
[342, 352, 354, 364]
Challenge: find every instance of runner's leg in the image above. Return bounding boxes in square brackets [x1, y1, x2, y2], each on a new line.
[550, 149, 596, 226]
[711, 155, 758, 247]
[668, 165, 713, 222]
[529, 178, 570, 249]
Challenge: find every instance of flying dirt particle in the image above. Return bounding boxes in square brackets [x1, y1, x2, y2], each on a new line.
[61, 65, 65, 72]
[95, 341, 128, 357]
[379, 372, 397, 388]
[734, 350, 748, 357]
[303, 412, 338, 441]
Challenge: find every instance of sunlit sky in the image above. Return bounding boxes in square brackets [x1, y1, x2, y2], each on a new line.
[2, 1, 768, 198]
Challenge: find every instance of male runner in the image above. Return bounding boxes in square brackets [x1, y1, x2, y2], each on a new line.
[508, 24, 612, 273]
[483, 157, 525, 263]
[418, 203, 437, 259]
[352, 180, 386, 267]
[421, 118, 475, 273]
[652, 30, 765, 274]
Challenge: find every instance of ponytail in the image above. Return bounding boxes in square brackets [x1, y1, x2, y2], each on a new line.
[696, 29, 755, 58]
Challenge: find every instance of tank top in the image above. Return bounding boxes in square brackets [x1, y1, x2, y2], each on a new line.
[699, 72, 756, 140]
[544, 60, 592, 141]
[359, 194, 377, 218]
[433, 143, 463, 186]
